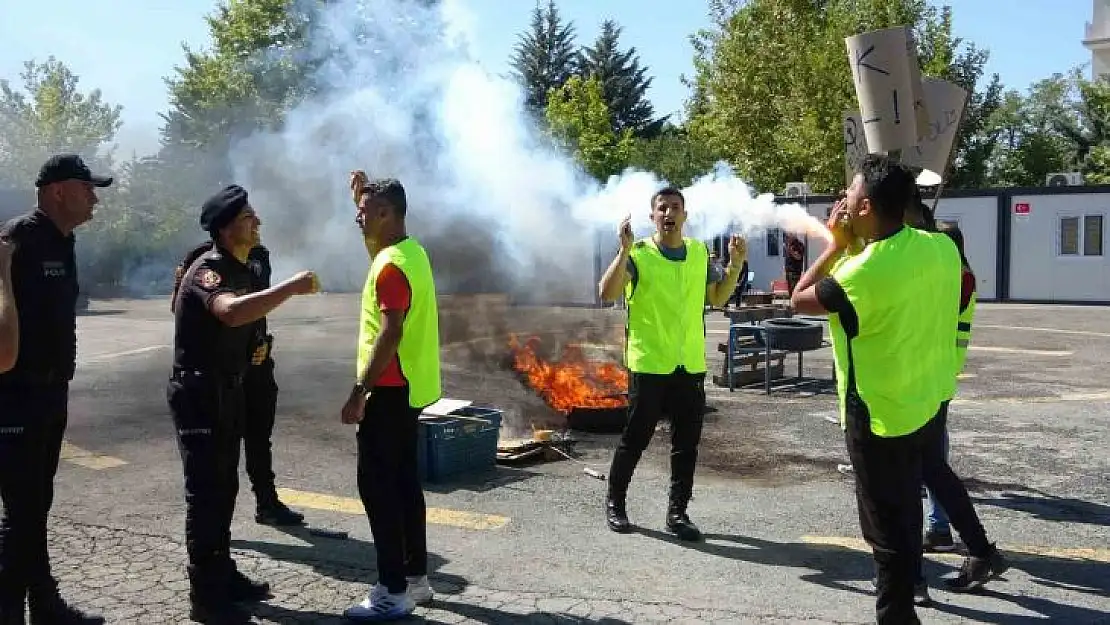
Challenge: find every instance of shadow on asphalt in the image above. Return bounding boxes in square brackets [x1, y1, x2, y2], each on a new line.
[248, 601, 633, 624]
[631, 529, 1110, 624]
[231, 524, 467, 594]
[973, 490, 1110, 528]
[421, 465, 542, 495]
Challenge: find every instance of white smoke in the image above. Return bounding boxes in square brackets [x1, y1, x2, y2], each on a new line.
[230, 0, 826, 301]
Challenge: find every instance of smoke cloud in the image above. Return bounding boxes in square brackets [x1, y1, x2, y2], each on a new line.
[229, 0, 827, 303]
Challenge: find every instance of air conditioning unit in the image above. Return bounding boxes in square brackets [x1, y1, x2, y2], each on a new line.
[1046, 172, 1084, 187]
[784, 182, 812, 197]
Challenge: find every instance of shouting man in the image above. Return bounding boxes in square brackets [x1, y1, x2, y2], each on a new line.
[597, 187, 746, 541]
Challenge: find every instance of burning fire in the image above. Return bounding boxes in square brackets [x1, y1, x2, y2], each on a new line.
[508, 335, 628, 413]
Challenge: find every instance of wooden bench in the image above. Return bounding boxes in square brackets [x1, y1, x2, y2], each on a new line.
[714, 321, 833, 393]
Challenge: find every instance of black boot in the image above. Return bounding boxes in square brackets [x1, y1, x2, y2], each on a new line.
[188, 565, 251, 624]
[605, 495, 631, 533]
[254, 493, 305, 527]
[665, 503, 702, 542]
[227, 565, 271, 603]
[26, 581, 102, 625]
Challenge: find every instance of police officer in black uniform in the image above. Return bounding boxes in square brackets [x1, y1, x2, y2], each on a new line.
[168, 184, 318, 622]
[173, 243, 305, 527]
[0, 154, 109, 625]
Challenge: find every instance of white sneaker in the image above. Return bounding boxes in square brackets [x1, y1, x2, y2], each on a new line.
[344, 583, 416, 622]
[406, 575, 434, 604]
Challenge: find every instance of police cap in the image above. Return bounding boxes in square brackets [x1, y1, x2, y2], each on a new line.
[200, 185, 249, 234]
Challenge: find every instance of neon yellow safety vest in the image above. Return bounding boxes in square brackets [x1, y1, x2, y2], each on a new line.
[623, 237, 708, 375]
[828, 228, 961, 437]
[357, 237, 442, 409]
[955, 288, 976, 375]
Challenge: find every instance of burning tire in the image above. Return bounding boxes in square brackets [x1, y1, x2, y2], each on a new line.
[760, 318, 823, 351]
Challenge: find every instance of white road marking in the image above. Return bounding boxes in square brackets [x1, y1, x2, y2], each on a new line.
[80, 345, 170, 363]
[977, 324, 1110, 339]
[969, 346, 1072, 356]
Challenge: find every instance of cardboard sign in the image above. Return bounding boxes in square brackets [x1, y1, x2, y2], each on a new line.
[843, 110, 869, 187]
[845, 26, 928, 154]
[901, 78, 969, 186]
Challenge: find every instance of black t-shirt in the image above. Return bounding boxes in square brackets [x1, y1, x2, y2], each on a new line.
[0, 211, 79, 383]
[172, 247, 255, 376]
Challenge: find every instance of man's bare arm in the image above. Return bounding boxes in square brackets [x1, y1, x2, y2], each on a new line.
[356, 309, 404, 388]
[706, 262, 743, 308]
[598, 250, 632, 303]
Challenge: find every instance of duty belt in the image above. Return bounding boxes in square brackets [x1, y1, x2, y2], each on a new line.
[171, 367, 245, 386]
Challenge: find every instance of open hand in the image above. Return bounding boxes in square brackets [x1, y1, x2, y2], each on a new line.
[250, 343, 269, 366]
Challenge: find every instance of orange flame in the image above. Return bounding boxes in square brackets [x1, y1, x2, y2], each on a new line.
[508, 334, 628, 414]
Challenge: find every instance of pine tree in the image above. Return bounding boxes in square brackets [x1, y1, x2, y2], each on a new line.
[508, 0, 579, 111]
[577, 20, 659, 137]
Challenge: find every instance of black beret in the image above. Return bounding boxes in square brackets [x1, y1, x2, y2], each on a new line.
[200, 185, 249, 233]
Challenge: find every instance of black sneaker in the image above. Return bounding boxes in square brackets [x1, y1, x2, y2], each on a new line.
[665, 512, 703, 542]
[255, 499, 305, 526]
[944, 544, 1009, 592]
[923, 529, 956, 553]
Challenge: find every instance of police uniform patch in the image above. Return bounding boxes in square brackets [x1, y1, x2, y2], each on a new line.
[196, 268, 222, 289]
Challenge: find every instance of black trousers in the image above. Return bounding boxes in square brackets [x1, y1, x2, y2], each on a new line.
[921, 401, 990, 556]
[608, 369, 706, 509]
[243, 358, 279, 503]
[166, 371, 246, 592]
[844, 394, 930, 625]
[0, 383, 68, 607]
[356, 385, 427, 594]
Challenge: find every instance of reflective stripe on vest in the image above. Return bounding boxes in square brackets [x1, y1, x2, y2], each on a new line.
[623, 237, 708, 375]
[357, 238, 442, 409]
[955, 290, 977, 372]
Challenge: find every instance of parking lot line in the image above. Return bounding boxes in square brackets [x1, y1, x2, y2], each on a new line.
[969, 346, 1072, 356]
[801, 535, 1110, 562]
[978, 324, 1110, 339]
[276, 488, 510, 530]
[60, 442, 129, 470]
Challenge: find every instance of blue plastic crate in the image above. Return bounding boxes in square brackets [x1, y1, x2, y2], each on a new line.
[417, 406, 502, 483]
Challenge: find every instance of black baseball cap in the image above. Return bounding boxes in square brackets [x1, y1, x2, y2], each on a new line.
[35, 154, 113, 188]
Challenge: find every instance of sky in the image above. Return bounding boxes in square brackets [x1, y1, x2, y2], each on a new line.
[0, 0, 1095, 158]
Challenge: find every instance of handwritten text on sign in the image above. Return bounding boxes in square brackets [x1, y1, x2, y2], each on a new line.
[844, 111, 869, 186]
[900, 78, 968, 181]
[846, 27, 921, 153]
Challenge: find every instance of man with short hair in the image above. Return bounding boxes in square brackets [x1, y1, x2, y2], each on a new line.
[0, 154, 111, 625]
[791, 154, 962, 624]
[341, 172, 440, 621]
[597, 187, 746, 541]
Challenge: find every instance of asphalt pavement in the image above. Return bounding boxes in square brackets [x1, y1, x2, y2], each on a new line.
[22, 295, 1110, 623]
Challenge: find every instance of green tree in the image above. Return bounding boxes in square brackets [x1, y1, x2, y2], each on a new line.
[0, 57, 123, 187]
[688, 0, 996, 193]
[509, 0, 579, 111]
[626, 124, 717, 187]
[545, 75, 634, 181]
[576, 20, 661, 137]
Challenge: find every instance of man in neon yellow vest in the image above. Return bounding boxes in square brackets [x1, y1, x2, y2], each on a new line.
[340, 172, 441, 621]
[597, 187, 746, 541]
[791, 154, 1002, 624]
